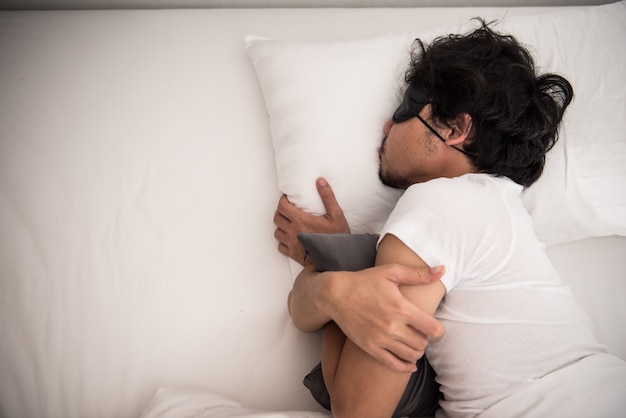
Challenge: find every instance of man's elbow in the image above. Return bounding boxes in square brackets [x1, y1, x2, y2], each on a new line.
[288, 291, 325, 333]
[290, 313, 326, 333]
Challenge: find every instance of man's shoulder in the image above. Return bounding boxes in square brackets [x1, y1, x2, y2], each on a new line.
[397, 174, 520, 223]
[406, 173, 513, 198]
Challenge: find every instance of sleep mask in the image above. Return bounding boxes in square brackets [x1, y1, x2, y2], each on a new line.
[392, 83, 429, 123]
[392, 82, 474, 158]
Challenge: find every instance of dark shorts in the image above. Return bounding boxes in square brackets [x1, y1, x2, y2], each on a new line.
[303, 355, 441, 417]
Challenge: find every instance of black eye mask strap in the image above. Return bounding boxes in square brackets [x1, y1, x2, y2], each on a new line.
[393, 84, 474, 158]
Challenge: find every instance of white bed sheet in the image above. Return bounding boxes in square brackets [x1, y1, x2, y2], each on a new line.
[0, 4, 624, 418]
[140, 387, 331, 418]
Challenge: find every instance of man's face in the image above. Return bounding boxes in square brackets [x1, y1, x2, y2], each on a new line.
[378, 104, 444, 189]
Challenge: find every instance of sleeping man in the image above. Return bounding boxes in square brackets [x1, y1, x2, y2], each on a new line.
[273, 20, 626, 418]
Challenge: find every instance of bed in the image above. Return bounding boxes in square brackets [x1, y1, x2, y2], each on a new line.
[0, 1, 625, 417]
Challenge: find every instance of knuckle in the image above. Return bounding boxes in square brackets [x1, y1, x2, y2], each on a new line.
[362, 339, 377, 354]
[414, 338, 428, 352]
[277, 197, 286, 211]
[380, 317, 401, 338]
[403, 348, 420, 364]
[320, 187, 335, 200]
[278, 197, 293, 215]
[386, 263, 404, 277]
[327, 204, 342, 217]
[418, 316, 442, 338]
[414, 265, 426, 278]
[380, 322, 393, 336]
[391, 300, 411, 318]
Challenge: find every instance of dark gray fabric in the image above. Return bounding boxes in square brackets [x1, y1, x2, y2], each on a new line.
[303, 355, 440, 418]
[296, 232, 378, 271]
[296, 232, 441, 417]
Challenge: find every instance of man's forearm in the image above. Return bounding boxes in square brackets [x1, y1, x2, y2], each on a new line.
[288, 266, 336, 333]
[288, 263, 445, 372]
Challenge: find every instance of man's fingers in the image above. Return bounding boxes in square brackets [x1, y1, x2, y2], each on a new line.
[406, 305, 446, 340]
[384, 339, 424, 367]
[374, 349, 419, 373]
[316, 177, 343, 219]
[276, 194, 296, 220]
[273, 208, 289, 229]
[276, 193, 314, 228]
[277, 242, 289, 257]
[273, 226, 286, 241]
[276, 181, 349, 235]
[385, 264, 445, 287]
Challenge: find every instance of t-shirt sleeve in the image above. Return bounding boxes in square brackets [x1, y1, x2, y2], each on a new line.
[378, 176, 515, 292]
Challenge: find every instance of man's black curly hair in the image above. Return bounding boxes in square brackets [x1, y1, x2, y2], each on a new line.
[406, 19, 574, 187]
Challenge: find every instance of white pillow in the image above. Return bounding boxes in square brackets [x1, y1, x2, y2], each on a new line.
[141, 387, 330, 418]
[503, 6, 626, 245]
[245, 33, 412, 236]
[245, 2, 626, 248]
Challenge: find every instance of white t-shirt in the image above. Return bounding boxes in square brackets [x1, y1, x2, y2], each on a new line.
[379, 173, 626, 418]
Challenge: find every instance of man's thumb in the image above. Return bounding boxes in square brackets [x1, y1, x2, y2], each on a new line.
[429, 265, 445, 277]
[316, 177, 342, 216]
[393, 264, 445, 285]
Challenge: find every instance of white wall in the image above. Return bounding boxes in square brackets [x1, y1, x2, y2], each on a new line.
[0, 0, 615, 10]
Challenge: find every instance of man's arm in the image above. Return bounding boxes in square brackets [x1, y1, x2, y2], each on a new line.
[326, 233, 446, 417]
[289, 263, 445, 372]
[275, 178, 445, 372]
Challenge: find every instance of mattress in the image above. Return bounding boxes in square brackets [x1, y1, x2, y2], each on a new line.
[1, 3, 625, 417]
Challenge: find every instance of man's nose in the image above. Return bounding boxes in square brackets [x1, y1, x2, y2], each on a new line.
[383, 120, 393, 136]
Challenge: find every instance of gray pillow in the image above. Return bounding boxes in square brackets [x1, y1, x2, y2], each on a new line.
[296, 232, 441, 417]
[297, 232, 379, 272]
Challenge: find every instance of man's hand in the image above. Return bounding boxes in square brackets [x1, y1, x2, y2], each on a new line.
[280, 178, 446, 372]
[273, 177, 350, 265]
[319, 264, 446, 373]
